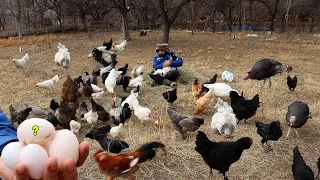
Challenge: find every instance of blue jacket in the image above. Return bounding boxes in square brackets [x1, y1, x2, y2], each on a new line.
[0, 109, 18, 155]
[153, 51, 183, 70]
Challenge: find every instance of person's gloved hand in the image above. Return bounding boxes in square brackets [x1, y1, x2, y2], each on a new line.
[0, 141, 89, 180]
[163, 60, 171, 67]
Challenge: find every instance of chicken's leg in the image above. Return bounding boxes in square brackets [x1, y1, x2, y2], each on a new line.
[268, 78, 272, 87]
[285, 127, 291, 140]
[210, 168, 213, 174]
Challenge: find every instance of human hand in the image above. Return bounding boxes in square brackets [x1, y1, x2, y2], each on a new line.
[163, 60, 171, 67]
[0, 141, 89, 180]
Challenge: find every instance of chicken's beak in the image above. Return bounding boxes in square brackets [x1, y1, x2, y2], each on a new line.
[88, 53, 93, 58]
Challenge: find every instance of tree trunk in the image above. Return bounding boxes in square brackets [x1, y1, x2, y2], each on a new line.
[16, 17, 22, 38]
[121, 11, 132, 40]
[163, 21, 170, 43]
[250, 0, 253, 30]
[310, 17, 315, 33]
[228, 7, 232, 31]
[80, 13, 87, 31]
[212, 11, 216, 33]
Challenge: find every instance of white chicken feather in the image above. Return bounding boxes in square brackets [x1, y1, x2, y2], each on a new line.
[112, 40, 127, 53]
[214, 98, 233, 113]
[121, 92, 139, 110]
[92, 91, 105, 99]
[104, 69, 122, 93]
[54, 42, 70, 69]
[13, 53, 28, 69]
[204, 83, 237, 97]
[82, 109, 98, 125]
[128, 74, 143, 88]
[91, 84, 104, 93]
[110, 123, 124, 138]
[36, 75, 59, 89]
[211, 102, 237, 138]
[70, 120, 81, 134]
[153, 67, 175, 77]
[131, 65, 144, 77]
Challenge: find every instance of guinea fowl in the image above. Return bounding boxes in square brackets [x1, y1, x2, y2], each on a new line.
[287, 75, 297, 91]
[229, 91, 260, 124]
[195, 131, 252, 180]
[292, 146, 320, 180]
[168, 109, 204, 139]
[9, 105, 32, 124]
[286, 101, 311, 140]
[244, 59, 290, 87]
[163, 88, 177, 105]
[255, 121, 282, 152]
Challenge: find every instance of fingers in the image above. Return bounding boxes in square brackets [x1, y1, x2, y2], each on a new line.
[14, 163, 30, 180]
[62, 158, 77, 180]
[43, 157, 58, 180]
[0, 158, 15, 180]
[76, 141, 89, 167]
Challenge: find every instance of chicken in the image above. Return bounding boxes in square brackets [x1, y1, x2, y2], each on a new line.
[128, 74, 143, 88]
[54, 42, 70, 69]
[286, 101, 311, 139]
[110, 99, 123, 126]
[192, 79, 202, 101]
[82, 109, 98, 126]
[92, 91, 106, 100]
[94, 63, 116, 76]
[36, 75, 59, 89]
[287, 75, 297, 91]
[211, 104, 237, 138]
[244, 59, 288, 87]
[111, 40, 127, 53]
[85, 71, 98, 85]
[74, 76, 83, 89]
[194, 90, 214, 114]
[91, 99, 110, 122]
[93, 134, 129, 154]
[91, 84, 103, 93]
[80, 102, 88, 118]
[89, 46, 118, 67]
[163, 88, 177, 105]
[70, 120, 81, 134]
[24, 104, 47, 116]
[61, 75, 80, 103]
[50, 99, 59, 112]
[9, 105, 32, 124]
[230, 91, 260, 124]
[105, 69, 122, 94]
[46, 112, 60, 127]
[130, 85, 140, 95]
[153, 67, 174, 77]
[195, 131, 252, 179]
[292, 146, 320, 180]
[82, 78, 94, 98]
[117, 75, 131, 91]
[201, 74, 218, 94]
[131, 65, 144, 77]
[255, 121, 282, 152]
[168, 109, 204, 139]
[94, 142, 165, 180]
[134, 105, 157, 125]
[110, 123, 124, 138]
[204, 83, 236, 98]
[86, 125, 111, 139]
[55, 100, 78, 129]
[120, 103, 132, 124]
[121, 91, 139, 110]
[213, 98, 233, 113]
[118, 63, 129, 75]
[13, 53, 28, 69]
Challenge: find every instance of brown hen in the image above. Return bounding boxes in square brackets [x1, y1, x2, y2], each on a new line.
[61, 76, 80, 103]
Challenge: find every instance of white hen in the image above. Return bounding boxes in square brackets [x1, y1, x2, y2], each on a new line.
[91, 84, 104, 93]
[132, 103, 158, 125]
[105, 69, 122, 93]
[214, 98, 233, 113]
[204, 83, 237, 97]
[128, 74, 143, 88]
[70, 120, 81, 134]
[211, 110, 237, 138]
[13, 53, 28, 69]
[36, 75, 59, 89]
[131, 65, 144, 77]
[54, 42, 70, 69]
[82, 109, 98, 125]
[121, 91, 139, 110]
[153, 67, 175, 77]
[92, 91, 105, 99]
[110, 123, 124, 138]
[112, 40, 127, 53]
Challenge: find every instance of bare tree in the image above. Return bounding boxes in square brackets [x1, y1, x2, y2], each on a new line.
[48, 0, 63, 29]
[5, 0, 23, 37]
[254, 0, 282, 31]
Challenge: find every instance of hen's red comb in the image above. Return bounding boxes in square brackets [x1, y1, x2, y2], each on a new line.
[94, 149, 104, 162]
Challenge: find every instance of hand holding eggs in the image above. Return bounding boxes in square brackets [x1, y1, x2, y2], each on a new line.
[2, 118, 80, 179]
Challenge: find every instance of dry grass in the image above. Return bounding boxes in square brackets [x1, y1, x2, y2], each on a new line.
[0, 34, 72, 46]
[1, 30, 320, 180]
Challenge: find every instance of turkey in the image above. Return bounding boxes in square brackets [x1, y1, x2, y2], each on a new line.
[285, 101, 311, 140]
[244, 59, 290, 87]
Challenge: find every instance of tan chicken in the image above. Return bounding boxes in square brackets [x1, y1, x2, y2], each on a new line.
[94, 142, 166, 180]
[194, 90, 214, 114]
[192, 79, 202, 101]
[61, 76, 80, 103]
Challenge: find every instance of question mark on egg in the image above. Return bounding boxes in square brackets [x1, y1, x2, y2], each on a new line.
[32, 125, 39, 136]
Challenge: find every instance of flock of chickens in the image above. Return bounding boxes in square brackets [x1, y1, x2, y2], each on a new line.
[8, 37, 318, 180]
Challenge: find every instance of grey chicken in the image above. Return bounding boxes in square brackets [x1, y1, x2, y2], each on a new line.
[167, 109, 204, 139]
[9, 105, 32, 124]
[24, 104, 47, 116]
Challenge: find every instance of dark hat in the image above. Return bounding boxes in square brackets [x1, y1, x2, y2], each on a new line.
[156, 43, 169, 52]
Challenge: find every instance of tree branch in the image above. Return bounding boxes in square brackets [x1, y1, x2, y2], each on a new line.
[168, 0, 192, 25]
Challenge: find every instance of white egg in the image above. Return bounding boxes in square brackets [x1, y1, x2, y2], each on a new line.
[19, 144, 48, 179]
[1, 142, 25, 170]
[17, 118, 55, 146]
[48, 130, 79, 170]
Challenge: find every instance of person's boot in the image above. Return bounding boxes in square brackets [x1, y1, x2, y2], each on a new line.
[163, 79, 177, 88]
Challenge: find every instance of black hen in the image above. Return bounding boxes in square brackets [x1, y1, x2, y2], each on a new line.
[255, 121, 282, 152]
[46, 112, 60, 127]
[74, 76, 83, 89]
[195, 131, 252, 179]
[230, 91, 260, 124]
[91, 99, 110, 122]
[9, 105, 32, 124]
[287, 75, 297, 91]
[86, 125, 111, 139]
[285, 101, 311, 139]
[292, 146, 318, 180]
[163, 88, 177, 104]
[118, 63, 128, 75]
[117, 75, 131, 91]
[103, 39, 113, 50]
[135, 142, 166, 163]
[50, 99, 59, 112]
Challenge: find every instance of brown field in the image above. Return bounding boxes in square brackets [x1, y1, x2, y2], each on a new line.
[1, 30, 320, 180]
